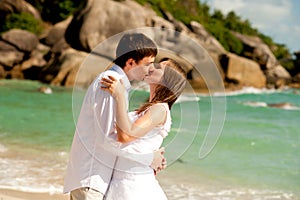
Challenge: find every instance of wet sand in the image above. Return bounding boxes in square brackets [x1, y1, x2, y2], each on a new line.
[0, 189, 69, 200]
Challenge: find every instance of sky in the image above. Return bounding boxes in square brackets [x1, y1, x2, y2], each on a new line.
[205, 0, 300, 54]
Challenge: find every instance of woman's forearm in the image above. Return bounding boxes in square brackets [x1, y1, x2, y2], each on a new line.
[115, 94, 136, 138]
[116, 125, 135, 143]
[115, 94, 155, 142]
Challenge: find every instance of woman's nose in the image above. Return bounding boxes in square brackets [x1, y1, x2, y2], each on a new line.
[154, 63, 161, 69]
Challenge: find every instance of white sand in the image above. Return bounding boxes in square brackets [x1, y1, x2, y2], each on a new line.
[0, 189, 69, 200]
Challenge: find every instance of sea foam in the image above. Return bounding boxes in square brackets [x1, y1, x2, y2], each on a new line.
[0, 143, 8, 153]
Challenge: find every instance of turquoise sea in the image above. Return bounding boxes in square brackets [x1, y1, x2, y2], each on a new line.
[0, 79, 299, 199]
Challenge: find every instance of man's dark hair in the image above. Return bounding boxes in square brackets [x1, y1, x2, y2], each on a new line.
[114, 33, 157, 68]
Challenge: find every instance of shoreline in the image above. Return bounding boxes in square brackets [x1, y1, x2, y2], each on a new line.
[1, 79, 299, 96]
[0, 164, 299, 200]
[0, 188, 69, 200]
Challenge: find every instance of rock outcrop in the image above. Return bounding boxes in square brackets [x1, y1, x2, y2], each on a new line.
[0, 29, 40, 79]
[221, 53, 266, 88]
[0, 0, 298, 91]
[0, 0, 41, 23]
[232, 32, 291, 87]
[65, 0, 155, 51]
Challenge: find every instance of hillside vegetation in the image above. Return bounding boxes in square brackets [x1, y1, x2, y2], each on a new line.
[0, 0, 295, 72]
[135, 0, 291, 60]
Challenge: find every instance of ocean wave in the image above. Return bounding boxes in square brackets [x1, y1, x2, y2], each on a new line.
[243, 101, 300, 111]
[58, 151, 69, 158]
[0, 185, 62, 195]
[132, 84, 295, 99]
[162, 183, 297, 200]
[175, 94, 200, 103]
[0, 157, 66, 195]
[243, 101, 268, 107]
[214, 87, 280, 96]
[181, 86, 287, 97]
[0, 143, 8, 153]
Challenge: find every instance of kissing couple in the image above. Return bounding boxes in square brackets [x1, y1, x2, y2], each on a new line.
[64, 32, 187, 200]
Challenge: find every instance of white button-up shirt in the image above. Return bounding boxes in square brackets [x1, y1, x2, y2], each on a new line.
[63, 65, 153, 194]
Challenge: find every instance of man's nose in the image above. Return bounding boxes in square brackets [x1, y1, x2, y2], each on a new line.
[148, 63, 155, 72]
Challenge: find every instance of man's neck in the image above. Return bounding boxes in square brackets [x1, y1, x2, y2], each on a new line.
[122, 65, 131, 81]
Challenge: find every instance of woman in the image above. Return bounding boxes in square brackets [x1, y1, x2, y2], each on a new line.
[101, 58, 186, 200]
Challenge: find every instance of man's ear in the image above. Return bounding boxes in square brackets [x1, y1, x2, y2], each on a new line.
[123, 58, 134, 73]
[126, 58, 134, 67]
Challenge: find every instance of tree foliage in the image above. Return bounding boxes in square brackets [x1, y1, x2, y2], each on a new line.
[1, 12, 44, 35]
[25, 0, 82, 24]
[135, 0, 291, 60]
[206, 19, 243, 54]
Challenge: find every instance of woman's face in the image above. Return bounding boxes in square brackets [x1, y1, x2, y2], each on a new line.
[143, 61, 166, 84]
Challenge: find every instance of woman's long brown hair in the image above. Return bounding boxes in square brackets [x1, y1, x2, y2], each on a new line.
[136, 58, 187, 114]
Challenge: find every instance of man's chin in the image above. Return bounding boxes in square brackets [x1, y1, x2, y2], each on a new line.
[143, 77, 150, 83]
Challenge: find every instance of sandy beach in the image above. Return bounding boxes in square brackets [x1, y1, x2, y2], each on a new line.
[0, 189, 69, 200]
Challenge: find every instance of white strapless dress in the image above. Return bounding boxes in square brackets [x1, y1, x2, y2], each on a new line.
[105, 103, 171, 200]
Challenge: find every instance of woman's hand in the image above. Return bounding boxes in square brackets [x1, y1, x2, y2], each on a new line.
[100, 75, 125, 100]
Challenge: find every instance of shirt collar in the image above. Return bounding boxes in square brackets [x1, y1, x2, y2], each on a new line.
[110, 64, 131, 91]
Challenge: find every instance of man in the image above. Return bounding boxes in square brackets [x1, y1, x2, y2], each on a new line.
[63, 33, 166, 200]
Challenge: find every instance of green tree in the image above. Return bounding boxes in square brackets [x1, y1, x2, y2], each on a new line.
[273, 44, 291, 60]
[41, 0, 82, 24]
[1, 12, 44, 35]
[25, 0, 82, 24]
[224, 11, 241, 30]
[206, 19, 243, 54]
[135, 0, 292, 60]
[211, 9, 224, 21]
